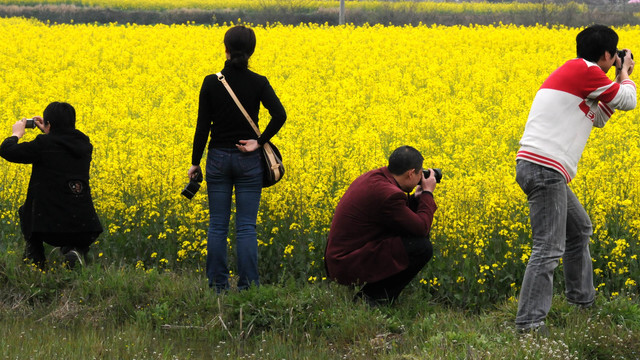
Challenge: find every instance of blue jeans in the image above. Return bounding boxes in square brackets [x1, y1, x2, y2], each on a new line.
[206, 148, 263, 292]
[515, 160, 595, 330]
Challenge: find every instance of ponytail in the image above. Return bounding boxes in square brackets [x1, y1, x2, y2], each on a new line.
[228, 50, 250, 70]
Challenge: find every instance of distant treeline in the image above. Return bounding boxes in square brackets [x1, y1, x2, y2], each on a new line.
[0, 2, 639, 26]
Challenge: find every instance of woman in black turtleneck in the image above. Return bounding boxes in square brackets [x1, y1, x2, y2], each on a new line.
[188, 26, 286, 293]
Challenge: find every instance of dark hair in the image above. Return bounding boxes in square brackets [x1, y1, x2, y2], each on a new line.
[43, 102, 76, 132]
[576, 24, 618, 63]
[388, 146, 424, 175]
[224, 25, 256, 70]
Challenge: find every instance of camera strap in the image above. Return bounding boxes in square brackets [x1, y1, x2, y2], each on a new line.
[216, 72, 261, 137]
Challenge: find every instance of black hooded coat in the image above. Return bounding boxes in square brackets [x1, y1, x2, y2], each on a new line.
[0, 129, 103, 238]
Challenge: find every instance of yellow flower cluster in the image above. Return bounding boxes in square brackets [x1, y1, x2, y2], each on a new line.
[0, 19, 638, 304]
[0, 0, 587, 14]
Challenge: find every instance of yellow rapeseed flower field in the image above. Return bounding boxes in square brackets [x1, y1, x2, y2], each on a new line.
[0, 18, 637, 305]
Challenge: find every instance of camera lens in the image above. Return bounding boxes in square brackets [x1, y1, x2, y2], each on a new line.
[421, 168, 443, 184]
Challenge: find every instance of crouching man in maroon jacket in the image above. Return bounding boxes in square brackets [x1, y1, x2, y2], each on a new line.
[324, 145, 438, 305]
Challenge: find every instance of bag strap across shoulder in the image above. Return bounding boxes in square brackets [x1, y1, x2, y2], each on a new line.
[216, 72, 261, 137]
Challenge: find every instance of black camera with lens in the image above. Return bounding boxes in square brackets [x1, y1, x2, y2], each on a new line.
[25, 118, 37, 129]
[420, 168, 443, 184]
[617, 49, 633, 70]
[181, 170, 203, 200]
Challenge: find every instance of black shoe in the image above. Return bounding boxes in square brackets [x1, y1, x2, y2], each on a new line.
[23, 243, 46, 270]
[64, 250, 85, 269]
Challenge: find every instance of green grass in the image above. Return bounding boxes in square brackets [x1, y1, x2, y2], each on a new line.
[1, 247, 639, 359]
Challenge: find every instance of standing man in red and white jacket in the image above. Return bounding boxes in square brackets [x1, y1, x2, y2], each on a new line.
[515, 24, 636, 334]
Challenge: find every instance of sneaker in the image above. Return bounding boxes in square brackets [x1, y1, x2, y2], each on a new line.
[64, 249, 85, 269]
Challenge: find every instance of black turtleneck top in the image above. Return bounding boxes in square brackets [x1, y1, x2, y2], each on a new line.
[191, 60, 287, 165]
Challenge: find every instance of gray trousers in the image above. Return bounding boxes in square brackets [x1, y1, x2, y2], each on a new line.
[515, 160, 596, 330]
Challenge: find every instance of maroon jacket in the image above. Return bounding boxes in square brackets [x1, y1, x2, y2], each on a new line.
[325, 167, 437, 285]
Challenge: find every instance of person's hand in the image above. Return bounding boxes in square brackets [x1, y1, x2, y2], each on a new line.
[236, 139, 260, 153]
[11, 118, 27, 138]
[418, 168, 437, 194]
[623, 49, 635, 76]
[616, 49, 634, 78]
[420, 169, 436, 193]
[188, 165, 202, 180]
[33, 116, 48, 133]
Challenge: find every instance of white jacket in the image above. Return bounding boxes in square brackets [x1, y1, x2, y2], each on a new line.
[517, 58, 636, 183]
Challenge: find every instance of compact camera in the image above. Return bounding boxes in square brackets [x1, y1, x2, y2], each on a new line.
[617, 49, 634, 70]
[25, 118, 37, 129]
[181, 170, 203, 200]
[420, 168, 443, 184]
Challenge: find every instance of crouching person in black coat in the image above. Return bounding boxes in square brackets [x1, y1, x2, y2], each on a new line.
[0, 102, 103, 269]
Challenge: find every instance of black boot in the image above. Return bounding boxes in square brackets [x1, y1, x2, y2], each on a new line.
[23, 239, 46, 270]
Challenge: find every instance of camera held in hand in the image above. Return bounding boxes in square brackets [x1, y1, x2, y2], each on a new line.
[181, 170, 203, 200]
[420, 168, 443, 184]
[617, 49, 633, 70]
[25, 118, 37, 129]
